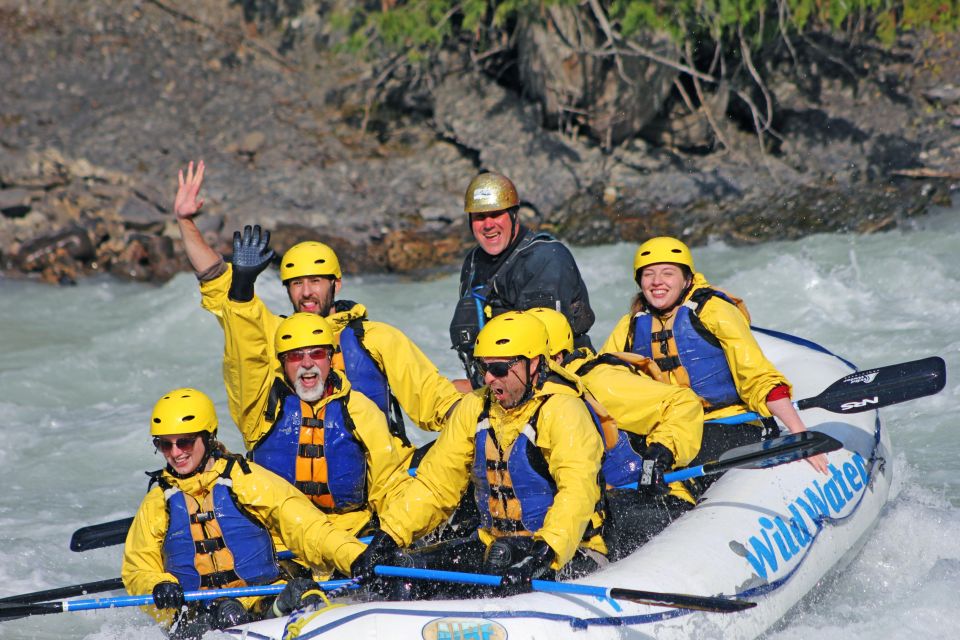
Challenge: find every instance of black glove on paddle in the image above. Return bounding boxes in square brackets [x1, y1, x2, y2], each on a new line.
[350, 529, 401, 583]
[637, 442, 675, 498]
[498, 540, 553, 595]
[228, 224, 275, 302]
[152, 581, 185, 609]
[272, 577, 321, 616]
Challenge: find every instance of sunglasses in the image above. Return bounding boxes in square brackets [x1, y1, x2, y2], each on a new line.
[477, 356, 524, 378]
[153, 435, 201, 453]
[282, 347, 331, 364]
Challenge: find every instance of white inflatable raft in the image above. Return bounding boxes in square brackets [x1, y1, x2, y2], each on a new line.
[227, 329, 893, 640]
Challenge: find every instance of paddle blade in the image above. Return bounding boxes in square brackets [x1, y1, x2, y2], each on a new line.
[798, 356, 946, 414]
[70, 517, 134, 552]
[608, 587, 756, 613]
[0, 578, 123, 605]
[0, 601, 63, 622]
[710, 432, 843, 473]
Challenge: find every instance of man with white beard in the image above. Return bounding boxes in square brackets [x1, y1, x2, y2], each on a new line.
[224, 311, 412, 548]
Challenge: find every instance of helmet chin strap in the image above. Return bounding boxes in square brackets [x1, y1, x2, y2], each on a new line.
[516, 356, 546, 407]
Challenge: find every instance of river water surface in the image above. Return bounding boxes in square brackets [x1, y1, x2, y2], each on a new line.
[1, 205, 959, 639]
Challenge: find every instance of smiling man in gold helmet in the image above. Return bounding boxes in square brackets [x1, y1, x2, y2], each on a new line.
[450, 172, 595, 390]
[169, 160, 462, 449]
[122, 387, 367, 639]
[351, 311, 606, 598]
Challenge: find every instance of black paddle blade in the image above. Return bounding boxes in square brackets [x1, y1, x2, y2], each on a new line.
[609, 587, 756, 613]
[70, 517, 134, 552]
[798, 356, 946, 414]
[0, 601, 64, 622]
[0, 578, 124, 606]
[710, 432, 843, 473]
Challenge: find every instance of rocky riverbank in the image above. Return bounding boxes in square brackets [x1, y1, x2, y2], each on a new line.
[2, 0, 959, 285]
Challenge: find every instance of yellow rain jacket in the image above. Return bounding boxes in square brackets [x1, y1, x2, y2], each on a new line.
[562, 348, 703, 503]
[199, 265, 461, 431]
[600, 273, 791, 420]
[379, 365, 604, 570]
[220, 296, 413, 537]
[121, 455, 365, 620]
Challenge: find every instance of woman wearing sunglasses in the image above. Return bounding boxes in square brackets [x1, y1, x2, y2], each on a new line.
[121, 388, 367, 639]
[351, 311, 606, 598]
[601, 236, 828, 483]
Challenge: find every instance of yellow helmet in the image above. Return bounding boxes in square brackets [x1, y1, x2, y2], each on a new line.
[464, 173, 519, 214]
[279, 241, 342, 282]
[275, 313, 336, 355]
[527, 307, 573, 356]
[150, 388, 218, 437]
[633, 236, 695, 274]
[474, 311, 549, 359]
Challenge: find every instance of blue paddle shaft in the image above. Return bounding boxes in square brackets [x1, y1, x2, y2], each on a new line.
[59, 580, 355, 612]
[374, 566, 608, 599]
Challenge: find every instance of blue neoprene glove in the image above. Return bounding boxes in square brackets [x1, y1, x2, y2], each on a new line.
[228, 224, 275, 302]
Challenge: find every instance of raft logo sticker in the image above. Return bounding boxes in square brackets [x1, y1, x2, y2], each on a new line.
[422, 618, 508, 640]
[735, 452, 869, 580]
[843, 370, 879, 385]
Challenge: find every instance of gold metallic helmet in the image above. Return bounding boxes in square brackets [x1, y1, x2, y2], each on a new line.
[527, 307, 573, 357]
[150, 388, 218, 437]
[279, 241, 342, 282]
[464, 172, 520, 214]
[633, 236, 695, 274]
[275, 313, 336, 355]
[474, 311, 549, 360]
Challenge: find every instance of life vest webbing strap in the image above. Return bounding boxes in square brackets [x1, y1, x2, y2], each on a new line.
[298, 443, 324, 458]
[489, 485, 516, 499]
[490, 518, 525, 533]
[302, 417, 323, 428]
[486, 460, 508, 471]
[200, 569, 240, 589]
[194, 537, 226, 554]
[295, 480, 329, 496]
[655, 355, 682, 371]
[650, 329, 673, 342]
[190, 511, 215, 524]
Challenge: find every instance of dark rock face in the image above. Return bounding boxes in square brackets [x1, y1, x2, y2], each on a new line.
[1, 1, 958, 285]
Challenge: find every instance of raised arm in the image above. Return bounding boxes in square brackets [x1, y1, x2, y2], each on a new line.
[173, 160, 221, 275]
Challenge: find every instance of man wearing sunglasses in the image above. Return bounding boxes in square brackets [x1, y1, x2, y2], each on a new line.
[122, 388, 367, 639]
[527, 307, 704, 559]
[449, 172, 595, 390]
[351, 311, 607, 597]
[171, 160, 461, 444]
[220, 311, 412, 555]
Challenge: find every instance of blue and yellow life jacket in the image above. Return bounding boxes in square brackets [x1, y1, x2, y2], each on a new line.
[471, 395, 604, 540]
[570, 353, 646, 488]
[252, 378, 367, 513]
[155, 456, 279, 591]
[337, 316, 410, 446]
[630, 288, 741, 411]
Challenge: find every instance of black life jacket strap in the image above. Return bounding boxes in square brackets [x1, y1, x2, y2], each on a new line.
[200, 569, 240, 589]
[295, 480, 330, 496]
[298, 443, 324, 458]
